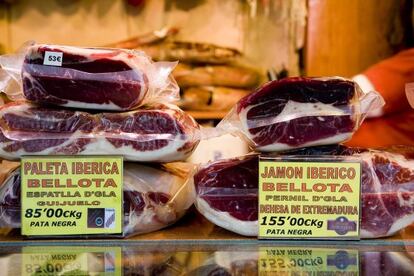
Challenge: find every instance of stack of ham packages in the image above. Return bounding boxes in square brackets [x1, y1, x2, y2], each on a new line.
[134, 38, 261, 112]
[193, 77, 414, 239]
[0, 43, 201, 237]
[168, 42, 260, 112]
[110, 33, 261, 112]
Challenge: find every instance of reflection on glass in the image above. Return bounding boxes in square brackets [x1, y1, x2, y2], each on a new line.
[0, 245, 414, 275]
[19, 247, 122, 275]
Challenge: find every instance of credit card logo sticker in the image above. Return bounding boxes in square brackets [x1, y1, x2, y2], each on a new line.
[88, 208, 116, 229]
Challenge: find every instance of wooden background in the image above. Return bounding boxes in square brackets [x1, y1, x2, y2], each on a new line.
[0, 0, 306, 76]
[306, 0, 413, 77]
[0, 0, 412, 77]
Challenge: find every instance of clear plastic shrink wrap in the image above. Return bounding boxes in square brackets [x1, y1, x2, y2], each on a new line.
[194, 145, 414, 238]
[218, 77, 384, 152]
[0, 161, 195, 237]
[0, 101, 200, 162]
[0, 43, 179, 110]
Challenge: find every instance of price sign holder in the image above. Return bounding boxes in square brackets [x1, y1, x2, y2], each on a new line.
[21, 156, 123, 237]
[259, 247, 360, 275]
[258, 155, 361, 240]
[21, 246, 122, 276]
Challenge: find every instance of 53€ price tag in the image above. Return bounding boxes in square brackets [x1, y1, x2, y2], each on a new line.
[258, 157, 361, 239]
[21, 156, 123, 236]
[43, 51, 63, 66]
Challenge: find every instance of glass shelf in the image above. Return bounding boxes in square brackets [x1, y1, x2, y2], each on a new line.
[1, 208, 414, 275]
[1, 210, 414, 248]
[0, 242, 413, 275]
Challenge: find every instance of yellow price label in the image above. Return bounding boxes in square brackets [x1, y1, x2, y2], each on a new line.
[21, 246, 122, 276]
[21, 156, 123, 236]
[259, 247, 359, 275]
[259, 159, 361, 239]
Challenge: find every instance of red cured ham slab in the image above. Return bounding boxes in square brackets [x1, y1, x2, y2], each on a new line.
[0, 102, 200, 162]
[194, 146, 414, 238]
[194, 154, 258, 236]
[17, 44, 178, 110]
[221, 77, 382, 152]
[0, 162, 195, 237]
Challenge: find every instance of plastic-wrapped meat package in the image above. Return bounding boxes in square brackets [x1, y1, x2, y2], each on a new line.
[0, 161, 195, 237]
[179, 86, 249, 111]
[138, 41, 242, 64]
[0, 101, 200, 162]
[194, 145, 414, 238]
[187, 250, 414, 276]
[194, 154, 258, 236]
[218, 77, 384, 152]
[123, 162, 195, 236]
[172, 63, 259, 89]
[0, 43, 179, 110]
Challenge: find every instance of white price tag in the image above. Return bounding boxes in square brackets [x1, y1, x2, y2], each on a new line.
[43, 51, 63, 66]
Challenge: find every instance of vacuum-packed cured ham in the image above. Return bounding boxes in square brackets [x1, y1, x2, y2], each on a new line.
[219, 77, 383, 152]
[0, 102, 200, 162]
[0, 162, 195, 237]
[0, 43, 179, 110]
[179, 86, 249, 111]
[173, 63, 259, 88]
[194, 146, 414, 238]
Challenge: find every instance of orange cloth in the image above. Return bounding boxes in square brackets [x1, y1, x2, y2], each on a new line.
[347, 48, 414, 148]
[363, 48, 414, 115]
[347, 110, 414, 148]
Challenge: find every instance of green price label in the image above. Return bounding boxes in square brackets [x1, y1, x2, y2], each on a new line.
[21, 156, 123, 236]
[259, 159, 361, 239]
[21, 246, 122, 276]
